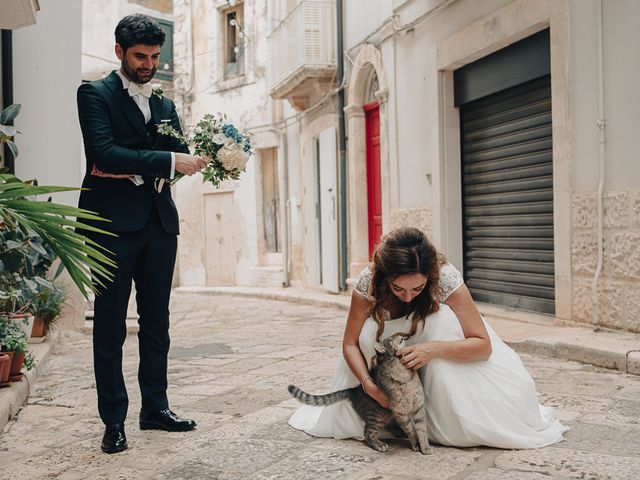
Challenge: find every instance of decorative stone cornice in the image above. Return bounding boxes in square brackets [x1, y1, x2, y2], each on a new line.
[344, 104, 365, 120]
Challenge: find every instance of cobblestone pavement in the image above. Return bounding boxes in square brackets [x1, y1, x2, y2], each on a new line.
[1, 293, 639, 479]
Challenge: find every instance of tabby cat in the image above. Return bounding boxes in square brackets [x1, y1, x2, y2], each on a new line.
[288, 333, 432, 454]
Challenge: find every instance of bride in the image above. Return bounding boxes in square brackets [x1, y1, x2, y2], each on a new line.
[289, 227, 568, 448]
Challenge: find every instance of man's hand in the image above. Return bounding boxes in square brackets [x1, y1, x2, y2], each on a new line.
[91, 165, 131, 179]
[175, 153, 207, 176]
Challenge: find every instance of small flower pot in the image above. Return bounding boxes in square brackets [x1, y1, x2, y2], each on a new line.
[29, 316, 47, 343]
[10, 313, 35, 341]
[9, 351, 25, 377]
[0, 353, 11, 386]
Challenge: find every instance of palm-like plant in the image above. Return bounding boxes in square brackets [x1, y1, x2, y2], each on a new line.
[0, 174, 116, 298]
[1, 104, 115, 298]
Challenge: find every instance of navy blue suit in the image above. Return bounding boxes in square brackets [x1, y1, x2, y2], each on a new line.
[77, 71, 189, 425]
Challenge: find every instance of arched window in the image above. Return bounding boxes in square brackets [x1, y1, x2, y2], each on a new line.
[364, 69, 379, 104]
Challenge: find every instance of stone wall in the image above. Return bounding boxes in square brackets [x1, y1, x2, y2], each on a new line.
[389, 206, 433, 239]
[572, 190, 640, 332]
[128, 0, 173, 14]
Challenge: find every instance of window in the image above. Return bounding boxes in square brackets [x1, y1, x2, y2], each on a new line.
[222, 2, 245, 78]
[154, 18, 174, 81]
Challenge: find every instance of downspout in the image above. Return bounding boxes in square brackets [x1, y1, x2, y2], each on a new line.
[1, 29, 14, 173]
[280, 122, 290, 287]
[591, 0, 606, 331]
[336, 0, 348, 291]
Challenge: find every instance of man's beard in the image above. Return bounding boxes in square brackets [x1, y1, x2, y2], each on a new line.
[121, 57, 157, 84]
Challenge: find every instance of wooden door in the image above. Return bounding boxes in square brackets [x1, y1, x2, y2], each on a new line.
[204, 191, 236, 285]
[318, 127, 339, 292]
[365, 101, 382, 260]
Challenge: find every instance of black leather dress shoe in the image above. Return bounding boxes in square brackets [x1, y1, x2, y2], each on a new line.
[101, 423, 128, 454]
[139, 408, 197, 432]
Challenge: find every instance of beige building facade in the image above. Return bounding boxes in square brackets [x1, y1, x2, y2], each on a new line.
[174, 0, 639, 333]
[337, 0, 639, 331]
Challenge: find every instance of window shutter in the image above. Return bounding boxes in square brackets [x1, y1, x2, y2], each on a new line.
[287, 0, 298, 13]
[303, 2, 321, 62]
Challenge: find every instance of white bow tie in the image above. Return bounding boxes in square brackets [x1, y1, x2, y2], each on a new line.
[128, 82, 152, 98]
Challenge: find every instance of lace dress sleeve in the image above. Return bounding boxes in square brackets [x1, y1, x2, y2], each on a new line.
[436, 262, 464, 302]
[353, 266, 373, 300]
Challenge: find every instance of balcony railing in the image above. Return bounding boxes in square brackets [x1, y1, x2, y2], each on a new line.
[269, 0, 336, 110]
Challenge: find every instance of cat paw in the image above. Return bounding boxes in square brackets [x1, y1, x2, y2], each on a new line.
[420, 446, 434, 455]
[369, 442, 389, 452]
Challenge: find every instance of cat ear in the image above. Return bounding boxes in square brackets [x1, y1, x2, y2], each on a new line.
[373, 342, 385, 354]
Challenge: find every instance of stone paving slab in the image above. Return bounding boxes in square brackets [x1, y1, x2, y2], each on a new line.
[1, 292, 640, 479]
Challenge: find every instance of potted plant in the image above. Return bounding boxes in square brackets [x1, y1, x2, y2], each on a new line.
[1, 219, 65, 341]
[0, 350, 10, 386]
[30, 281, 65, 339]
[0, 272, 37, 339]
[0, 315, 35, 381]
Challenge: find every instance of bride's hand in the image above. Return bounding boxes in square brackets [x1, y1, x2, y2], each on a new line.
[397, 341, 446, 370]
[363, 379, 390, 409]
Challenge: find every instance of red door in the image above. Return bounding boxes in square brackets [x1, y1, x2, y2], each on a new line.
[364, 101, 382, 260]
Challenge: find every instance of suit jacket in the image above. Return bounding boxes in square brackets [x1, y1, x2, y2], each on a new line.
[77, 71, 189, 234]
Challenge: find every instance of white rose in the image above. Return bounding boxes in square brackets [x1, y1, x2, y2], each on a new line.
[212, 133, 226, 144]
[218, 144, 249, 171]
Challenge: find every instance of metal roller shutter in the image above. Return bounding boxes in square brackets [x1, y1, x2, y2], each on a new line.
[460, 75, 554, 314]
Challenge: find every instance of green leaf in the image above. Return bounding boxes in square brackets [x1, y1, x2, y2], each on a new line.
[28, 239, 49, 256]
[53, 261, 65, 279]
[5, 240, 23, 250]
[0, 125, 17, 137]
[6, 140, 18, 159]
[0, 104, 21, 124]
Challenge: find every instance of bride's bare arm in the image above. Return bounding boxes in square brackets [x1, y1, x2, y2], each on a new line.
[398, 284, 492, 369]
[343, 292, 390, 408]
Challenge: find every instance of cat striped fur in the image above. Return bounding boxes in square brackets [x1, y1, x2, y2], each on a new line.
[288, 333, 432, 454]
[287, 384, 354, 406]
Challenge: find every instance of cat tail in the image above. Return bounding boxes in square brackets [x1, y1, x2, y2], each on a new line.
[287, 384, 352, 406]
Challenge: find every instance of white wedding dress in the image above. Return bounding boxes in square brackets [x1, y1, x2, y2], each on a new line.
[288, 263, 568, 449]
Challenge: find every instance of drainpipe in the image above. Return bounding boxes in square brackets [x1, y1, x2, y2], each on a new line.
[1, 29, 14, 173]
[279, 123, 291, 287]
[591, 0, 606, 331]
[336, 0, 348, 291]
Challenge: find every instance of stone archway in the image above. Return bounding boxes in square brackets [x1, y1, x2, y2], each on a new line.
[345, 44, 390, 280]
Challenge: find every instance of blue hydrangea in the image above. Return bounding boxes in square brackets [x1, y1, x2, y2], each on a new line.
[222, 124, 243, 143]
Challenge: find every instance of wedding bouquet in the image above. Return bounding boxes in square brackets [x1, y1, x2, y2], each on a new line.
[157, 113, 252, 188]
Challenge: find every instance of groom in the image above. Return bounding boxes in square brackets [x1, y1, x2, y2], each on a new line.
[77, 14, 206, 454]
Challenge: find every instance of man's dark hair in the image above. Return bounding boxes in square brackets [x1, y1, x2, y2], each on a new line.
[115, 14, 165, 52]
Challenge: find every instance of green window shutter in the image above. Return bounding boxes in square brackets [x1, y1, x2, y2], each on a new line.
[154, 18, 173, 81]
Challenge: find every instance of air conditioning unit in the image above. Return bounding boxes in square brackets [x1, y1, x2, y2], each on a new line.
[0, 0, 40, 30]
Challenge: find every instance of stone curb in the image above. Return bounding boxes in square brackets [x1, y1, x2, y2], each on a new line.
[174, 286, 351, 311]
[174, 286, 640, 375]
[0, 329, 60, 434]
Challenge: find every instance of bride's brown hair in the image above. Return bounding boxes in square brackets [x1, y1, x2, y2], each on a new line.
[368, 227, 443, 342]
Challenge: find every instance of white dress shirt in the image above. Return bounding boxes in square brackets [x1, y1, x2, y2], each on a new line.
[115, 70, 175, 186]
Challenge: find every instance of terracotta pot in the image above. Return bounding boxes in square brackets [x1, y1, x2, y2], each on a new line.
[10, 313, 35, 341]
[0, 353, 10, 385]
[9, 351, 25, 377]
[31, 317, 46, 338]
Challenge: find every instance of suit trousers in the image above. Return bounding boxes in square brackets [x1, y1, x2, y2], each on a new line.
[89, 206, 177, 425]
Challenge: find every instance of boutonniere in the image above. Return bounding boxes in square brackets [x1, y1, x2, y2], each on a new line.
[151, 84, 164, 98]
